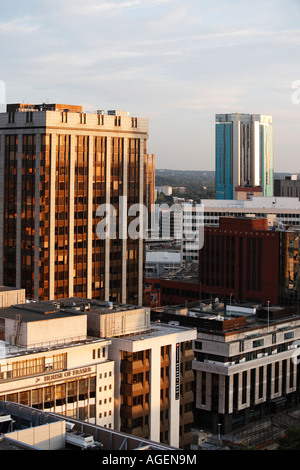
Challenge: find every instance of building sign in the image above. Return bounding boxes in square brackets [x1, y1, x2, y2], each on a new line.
[175, 343, 180, 400]
[43, 366, 92, 383]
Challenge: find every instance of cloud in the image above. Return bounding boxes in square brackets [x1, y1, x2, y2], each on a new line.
[61, 0, 173, 15]
[0, 16, 40, 34]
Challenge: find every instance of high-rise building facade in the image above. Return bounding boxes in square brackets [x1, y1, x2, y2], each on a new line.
[144, 153, 155, 211]
[0, 103, 149, 304]
[215, 113, 273, 199]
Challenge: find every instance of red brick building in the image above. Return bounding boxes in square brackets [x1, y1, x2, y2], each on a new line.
[199, 217, 281, 304]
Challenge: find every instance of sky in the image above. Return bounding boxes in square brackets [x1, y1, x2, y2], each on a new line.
[1, 0, 300, 172]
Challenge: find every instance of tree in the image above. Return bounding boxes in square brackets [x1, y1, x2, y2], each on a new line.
[277, 426, 300, 450]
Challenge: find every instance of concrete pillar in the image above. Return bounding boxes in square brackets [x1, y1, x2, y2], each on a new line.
[87, 135, 93, 299]
[149, 344, 161, 443]
[34, 134, 41, 300]
[68, 134, 75, 298]
[169, 342, 180, 448]
[105, 137, 111, 301]
[16, 133, 23, 288]
[121, 138, 128, 304]
[138, 139, 144, 305]
[49, 133, 56, 300]
[0, 134, 4, 284]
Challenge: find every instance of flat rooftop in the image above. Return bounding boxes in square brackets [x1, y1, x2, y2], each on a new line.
[0, 286, 25, 292]
[152, 303, 300, 334]
[0, 298, 144, 323]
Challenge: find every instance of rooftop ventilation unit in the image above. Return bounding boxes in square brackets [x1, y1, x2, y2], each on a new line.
[65, 429, 103, 450]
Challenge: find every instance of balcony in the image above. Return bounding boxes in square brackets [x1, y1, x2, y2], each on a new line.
[121, 359, 150, 375]
[179, 431, 193, 448]
[183, 349, 194, 361]
[121, 425, 149, 439]
[160, 376, 170, 389]
[120, 381, 150, 397]
[181, 411, 194, 425]
[160, 397, 170, 411]
[160, 419, 170, 431]
[120, 403, 149, 419]
[161, 355, 170, 368]
[181, 390, 194, 404]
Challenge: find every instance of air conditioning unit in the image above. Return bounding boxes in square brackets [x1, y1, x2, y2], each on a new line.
[66, 429, 103, 450]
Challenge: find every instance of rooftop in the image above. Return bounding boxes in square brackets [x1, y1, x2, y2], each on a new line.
[152, 302, 300, 335]
[0, 401, 174, 451]
[200, 196, 300, 210]
[0, 297, 143, 323]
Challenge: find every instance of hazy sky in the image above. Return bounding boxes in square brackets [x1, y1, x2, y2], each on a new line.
[1, 0, 300, 171]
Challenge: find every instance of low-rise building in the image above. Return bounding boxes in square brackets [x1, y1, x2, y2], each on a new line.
[0, 297, 197, 449]
[0, 299, 114, 429]
[152, 303, 300, 434]
[0, 286, 25, 308]
[0, 400, 174, 451]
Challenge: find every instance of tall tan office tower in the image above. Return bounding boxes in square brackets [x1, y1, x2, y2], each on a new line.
[0, 103, 149, 304]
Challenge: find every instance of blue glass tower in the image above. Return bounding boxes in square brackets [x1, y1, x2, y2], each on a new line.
[215, 114, 273, 200]
[215, 121, 233, 199]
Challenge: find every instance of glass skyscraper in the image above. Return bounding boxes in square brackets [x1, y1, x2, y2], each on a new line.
[215, 113, 274, 200]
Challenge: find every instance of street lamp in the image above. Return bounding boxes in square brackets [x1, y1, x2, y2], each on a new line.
[218, 423, 221, 441]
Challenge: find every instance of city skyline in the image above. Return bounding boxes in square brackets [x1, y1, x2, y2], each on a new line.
[1, 0, 300, 172]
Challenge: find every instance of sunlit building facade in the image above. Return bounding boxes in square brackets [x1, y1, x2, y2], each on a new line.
[215, 113, 273, 199]
[0, 103, 149, 304]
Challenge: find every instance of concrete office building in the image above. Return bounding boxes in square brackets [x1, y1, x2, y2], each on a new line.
[0, 300, 115, 429]
[156, 186, 173, 197]
[274, 174, 300, 200]
[152, 303, 300, 434]
[0, 102, 149, 305]
[0, 286, 25, 309]
[201, 196, 300, 227]
[145, 250, 182, 278]
[84, 298, 197, 448]
[181, 203, 204, 263]
[215, 113, 273, 199]
[0, 401, 174, 450]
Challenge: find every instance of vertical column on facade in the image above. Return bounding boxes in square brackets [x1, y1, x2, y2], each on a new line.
[237, 372, 242, 410]
[87, 135, 94, 299]
[68, 134, 75, 298]
[15, 133, 23, 288]
[246, 369, 251, 407]
[34, 134, 41, 300]
[149, 345, 161, 444]
[270, 363, 275, 398]
[254, 366, 259, 405]
[263, 365, 268, 402]
[121, 138, 128, 304]
[207, 372, 212, 411]
[228, 374, 234, 414]
[288, 358, 296, 394]
[169, 342, 180, 448]
[49, 133, 56, 300]
[195, 370, 202, 409]
[138, 138, 144, 305]
[105, 136, 111, 301]
[0, 134, 4, 284]
[218, 375, 226, 414]
[232, 119, 240, 190]
[278, 360, 283, 397]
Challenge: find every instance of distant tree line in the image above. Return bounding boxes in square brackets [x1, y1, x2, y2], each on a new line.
[155, 169, 216, 203]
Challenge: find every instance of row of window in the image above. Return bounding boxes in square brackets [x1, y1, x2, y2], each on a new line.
[0, 354, 67, 382]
